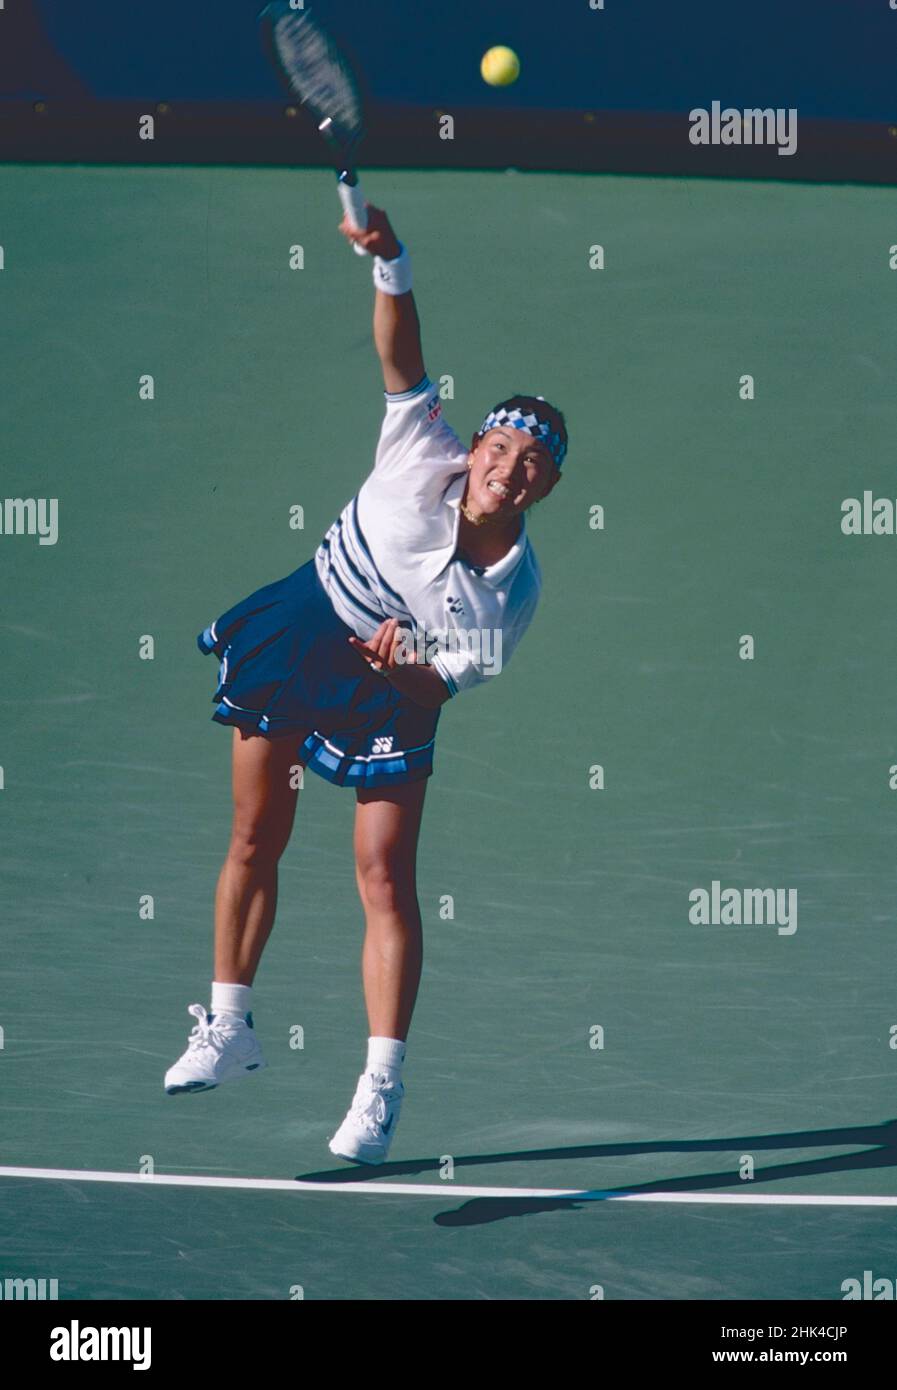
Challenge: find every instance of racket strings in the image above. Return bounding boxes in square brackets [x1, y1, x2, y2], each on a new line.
[268, 8, 363, 147]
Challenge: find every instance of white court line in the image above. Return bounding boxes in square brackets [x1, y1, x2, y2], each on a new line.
[1, 1165, 896, 1206]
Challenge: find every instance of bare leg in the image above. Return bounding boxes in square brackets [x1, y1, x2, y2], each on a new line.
[353, 779, 428, 1041]
[213, 726, 303, 985]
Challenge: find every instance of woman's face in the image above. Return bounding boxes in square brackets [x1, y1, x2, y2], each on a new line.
[466, 427, 561, 520]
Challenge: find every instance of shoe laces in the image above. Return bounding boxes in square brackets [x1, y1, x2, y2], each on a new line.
[351, 1072, 396, 1134]
[184, 1002, 236, 1056]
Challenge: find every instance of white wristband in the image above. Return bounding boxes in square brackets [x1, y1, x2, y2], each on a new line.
[373, 242, 413, 296]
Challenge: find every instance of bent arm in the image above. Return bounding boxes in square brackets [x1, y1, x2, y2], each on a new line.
[347, 625, 453, 709]
[380, 656, 452, 710]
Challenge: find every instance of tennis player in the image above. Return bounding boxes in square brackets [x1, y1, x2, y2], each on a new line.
[164, 203, 568, 1165]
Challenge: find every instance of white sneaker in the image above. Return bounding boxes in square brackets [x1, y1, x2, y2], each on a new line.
[164, 1003, 266, 1094]
[328, 1070, 404, 1165]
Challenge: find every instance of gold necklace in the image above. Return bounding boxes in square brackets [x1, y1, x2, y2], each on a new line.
[460, 501, 490, 526]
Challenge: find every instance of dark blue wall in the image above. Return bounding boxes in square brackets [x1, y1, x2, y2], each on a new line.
[23, 0, 895, 121]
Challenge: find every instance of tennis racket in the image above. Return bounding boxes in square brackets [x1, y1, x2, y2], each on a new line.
[259, 1, 368, 256]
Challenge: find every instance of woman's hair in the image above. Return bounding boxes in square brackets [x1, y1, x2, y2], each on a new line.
[470, 394, 568, 467]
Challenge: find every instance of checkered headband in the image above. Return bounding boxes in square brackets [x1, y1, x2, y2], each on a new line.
[476, 398, 567, 469]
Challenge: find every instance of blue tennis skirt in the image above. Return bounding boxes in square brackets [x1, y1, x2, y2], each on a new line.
[197, 557, 441, 789]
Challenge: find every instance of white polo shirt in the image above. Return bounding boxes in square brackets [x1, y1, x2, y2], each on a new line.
[314, 376, 542, 697]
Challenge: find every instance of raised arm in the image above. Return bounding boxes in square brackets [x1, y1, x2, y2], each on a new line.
[338, 203, 426, 395]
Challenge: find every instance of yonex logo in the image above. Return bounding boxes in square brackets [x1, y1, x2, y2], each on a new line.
[371, 736, 394, 754]
[446, 595, 464, 615]
[426, 394, 442, 422]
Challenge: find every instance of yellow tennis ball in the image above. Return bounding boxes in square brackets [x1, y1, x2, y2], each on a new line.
[481, 46, 520, 87]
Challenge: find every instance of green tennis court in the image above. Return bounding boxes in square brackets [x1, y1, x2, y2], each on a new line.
[2, 163, 896, 1299]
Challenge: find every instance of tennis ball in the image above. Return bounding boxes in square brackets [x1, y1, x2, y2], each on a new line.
[481, 46, 520, 87]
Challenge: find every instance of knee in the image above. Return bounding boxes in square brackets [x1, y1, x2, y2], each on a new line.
[356, 858, 415, 917]
[227, 824, 287, 871]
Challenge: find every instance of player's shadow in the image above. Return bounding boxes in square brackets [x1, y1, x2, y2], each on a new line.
[296, 1118, 897, 1226]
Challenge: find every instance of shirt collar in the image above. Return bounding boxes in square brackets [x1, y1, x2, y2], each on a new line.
[445, 474, 529, 588]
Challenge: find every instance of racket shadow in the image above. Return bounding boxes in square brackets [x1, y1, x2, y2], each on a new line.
[296, 1117, 897, 1226]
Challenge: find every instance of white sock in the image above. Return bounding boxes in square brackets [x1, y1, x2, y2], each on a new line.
[366, 1035, 405, 1082]
[211, 981, 253, 1022]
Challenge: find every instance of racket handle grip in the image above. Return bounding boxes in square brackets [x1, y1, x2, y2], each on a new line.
[338, 177, 369, 257]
